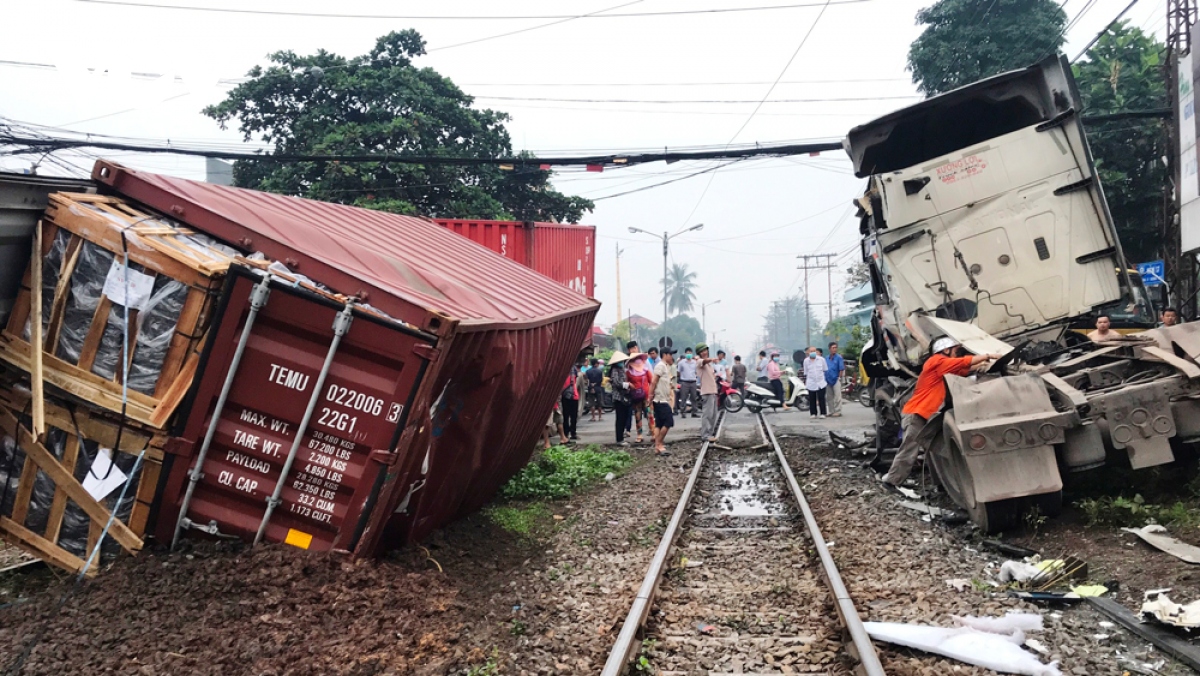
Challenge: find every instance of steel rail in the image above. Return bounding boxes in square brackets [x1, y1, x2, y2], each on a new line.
[761, 413, 886, 676]
[600, 411, 726, 676]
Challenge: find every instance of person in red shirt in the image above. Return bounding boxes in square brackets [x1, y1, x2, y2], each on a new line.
[882, 337, 1001, 489]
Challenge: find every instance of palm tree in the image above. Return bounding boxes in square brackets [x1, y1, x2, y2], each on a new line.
[662, 263, 698, 317]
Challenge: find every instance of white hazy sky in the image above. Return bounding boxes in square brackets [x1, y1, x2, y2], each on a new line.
[0, 0, 1166, 357]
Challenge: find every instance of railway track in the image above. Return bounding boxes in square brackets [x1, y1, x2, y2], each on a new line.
[602, 411, 884, 676]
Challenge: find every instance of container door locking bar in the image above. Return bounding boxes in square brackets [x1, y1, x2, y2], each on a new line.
[172, 274, 273, 549]
[253, 302, 355, 545]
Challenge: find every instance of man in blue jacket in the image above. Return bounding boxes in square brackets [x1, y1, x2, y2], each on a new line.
[825, 342, 846, 417]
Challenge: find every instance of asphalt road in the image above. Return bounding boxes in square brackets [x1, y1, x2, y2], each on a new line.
[571, 397, 875, 448]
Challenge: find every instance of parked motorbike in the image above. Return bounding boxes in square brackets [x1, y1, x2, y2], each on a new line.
[744, 379, 807, 413]
[841, 373, 872, 407]
[717, 377, 744, 413]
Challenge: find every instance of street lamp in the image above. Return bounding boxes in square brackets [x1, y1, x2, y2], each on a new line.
[629, 223, 704, 340]
[701, 299, 721, 343]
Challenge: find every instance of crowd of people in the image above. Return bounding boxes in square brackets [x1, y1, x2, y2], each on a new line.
[546, 338, 861, 453]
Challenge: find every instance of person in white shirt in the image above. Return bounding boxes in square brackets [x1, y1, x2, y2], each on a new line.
[713, 350, 729, 381]
[802, 347, 829, 418]
[755, 350, 770, 384]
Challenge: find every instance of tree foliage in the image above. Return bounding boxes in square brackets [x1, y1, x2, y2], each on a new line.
[659, 314, 706, 351]
[908, 0, 1066, 95]
[662, 263, 698, 316]
[1073, 23, 1168, 263]
[823, 317, 871, 362]
[761, 295, 824, 356]
[205, 30, 593, 222]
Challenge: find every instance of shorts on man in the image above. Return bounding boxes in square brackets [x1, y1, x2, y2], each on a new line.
[653, 402, 674, 429]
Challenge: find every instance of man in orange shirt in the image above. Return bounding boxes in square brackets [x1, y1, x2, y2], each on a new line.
[882, 337, 1001, 489]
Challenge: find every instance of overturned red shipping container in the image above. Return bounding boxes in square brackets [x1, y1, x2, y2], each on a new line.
[91, 161, 599, 554]
[434, 219, 595, 298]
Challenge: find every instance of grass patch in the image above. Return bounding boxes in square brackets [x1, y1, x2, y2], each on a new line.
[500, 445, 632, 501]
[1077, 494, 1200, 528]
[485, 504, 551, 537]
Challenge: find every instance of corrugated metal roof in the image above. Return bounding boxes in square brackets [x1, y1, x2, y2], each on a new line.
[92, 161, 597, 327]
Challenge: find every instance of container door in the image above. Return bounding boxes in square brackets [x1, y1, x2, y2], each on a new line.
[158, 269, 434, 552]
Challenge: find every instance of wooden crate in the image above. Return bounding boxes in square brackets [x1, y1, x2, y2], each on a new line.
[0, 391, 165, 575]
[0, 193, 234, 430]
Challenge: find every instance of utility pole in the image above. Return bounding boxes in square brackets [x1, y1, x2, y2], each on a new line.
[1169, 0, 1200, 316]
[614, 244, 625, 332]
[797, 254, 836, 348]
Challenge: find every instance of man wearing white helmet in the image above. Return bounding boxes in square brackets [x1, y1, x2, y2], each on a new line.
[882, 336, 1002, 489]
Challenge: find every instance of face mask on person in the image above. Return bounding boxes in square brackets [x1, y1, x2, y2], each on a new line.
[685, 353, 693, 359]
[808, 353, 816, 359]
[773, 356, 780, 362]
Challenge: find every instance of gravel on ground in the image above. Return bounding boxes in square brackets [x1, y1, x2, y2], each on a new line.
[781, 434, 1197, 676]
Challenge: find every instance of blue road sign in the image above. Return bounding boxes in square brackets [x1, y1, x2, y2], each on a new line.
[1137, 260, 1165, 287]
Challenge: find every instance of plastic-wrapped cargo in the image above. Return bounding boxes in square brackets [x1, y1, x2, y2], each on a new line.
[91, 161, 600, 554]
[433, 219, 596, 297]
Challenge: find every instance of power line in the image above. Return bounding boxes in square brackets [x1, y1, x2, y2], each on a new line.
[429, 0, 643, 52]
[66, 0, 876, 19]
[474, 94, 920, 105]
[458, 77, 911, 87]
[0, 132, 843, 168]
[1071, 0, 1142, 61]
[679, 0, 834, 227]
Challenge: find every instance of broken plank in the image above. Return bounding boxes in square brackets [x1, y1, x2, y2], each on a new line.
[29, 219, 44, 437]
[1086, 597, 1200, 673]
[0, 410, 142, 554]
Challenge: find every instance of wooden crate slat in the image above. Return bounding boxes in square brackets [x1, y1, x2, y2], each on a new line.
[149, 353, 199, 429]
[0, 516, 89, 576]
[86, 513, 102, 559]
[76, 296, 113, 372]
[0, 391, 164, 460]
[0, 409, 142, 554]
[29, 220, 45, 437]
[2, 220, 57, 337]
[0, 334, 158, 427]
[8, 456, 37, 525]
[153, 287, 208, 398]
[113, 308, 143, 386]
[44, 202, 212, 289]
[127, 458, 161, 536]
[43, 434, 81, 545]
[42, 235, 85, 357]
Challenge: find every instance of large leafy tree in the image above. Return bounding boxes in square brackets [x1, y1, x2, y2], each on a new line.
[1073, 23, 1168, 263]
[762, 295, 824, 354]
[205, 30, 593, 222]
[908, 0, 1066, 95]
[659, 314, 706, 350]
[663, 263, 698, 316]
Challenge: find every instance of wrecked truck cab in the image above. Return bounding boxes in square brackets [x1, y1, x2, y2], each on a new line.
[848, 55, 1185, 533]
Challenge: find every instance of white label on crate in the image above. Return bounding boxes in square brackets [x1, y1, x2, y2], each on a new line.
[103, 262, 155, 311]
[82, 448, 128, 502]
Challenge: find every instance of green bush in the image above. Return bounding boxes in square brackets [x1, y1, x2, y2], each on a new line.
[501, 445, 632, 501]
[1077, 494, 1200, 528]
